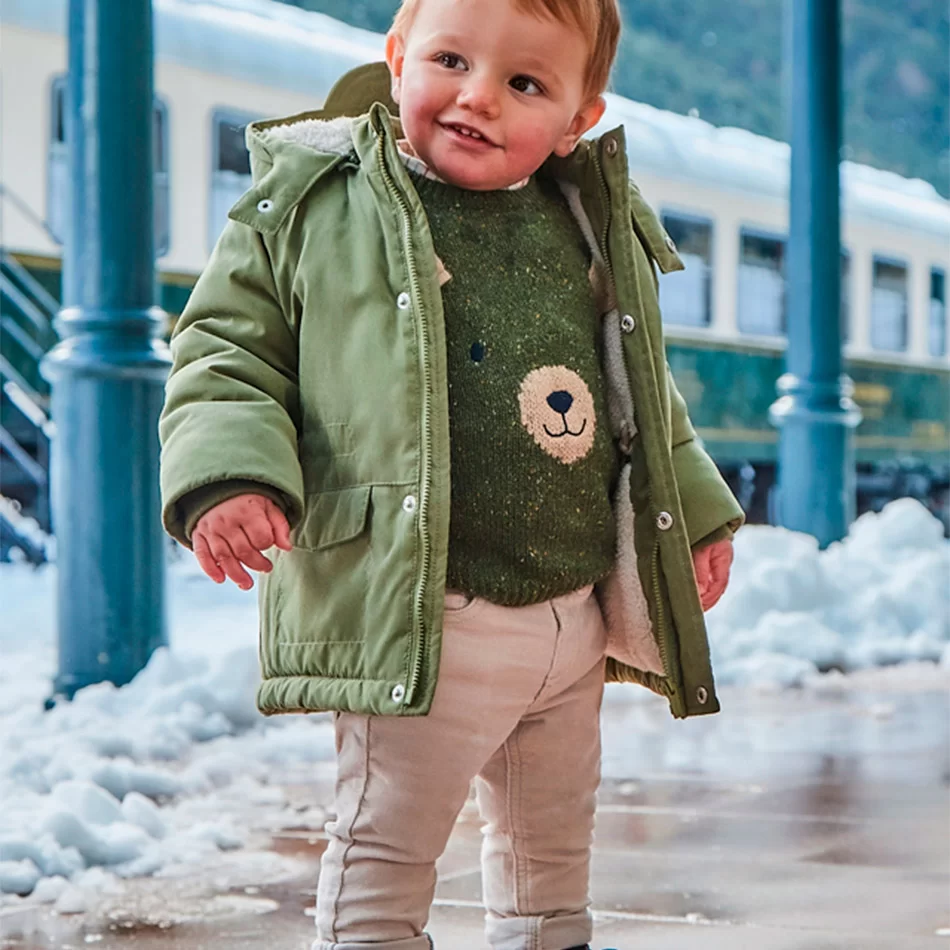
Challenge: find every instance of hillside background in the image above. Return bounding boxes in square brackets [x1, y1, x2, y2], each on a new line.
[274, 0, 948, 197]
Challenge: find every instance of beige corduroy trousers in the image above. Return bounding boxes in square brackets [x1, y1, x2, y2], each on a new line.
[312, 583, 608, 950]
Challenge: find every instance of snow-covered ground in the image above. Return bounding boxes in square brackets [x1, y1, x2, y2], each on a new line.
[706, 497, 950, 685]
[1, 498, 947, 909]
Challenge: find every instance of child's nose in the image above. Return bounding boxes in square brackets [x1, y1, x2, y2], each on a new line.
[457, 76, 500, 117]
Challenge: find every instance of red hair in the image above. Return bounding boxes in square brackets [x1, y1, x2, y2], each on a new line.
[390, 0, 621, 100]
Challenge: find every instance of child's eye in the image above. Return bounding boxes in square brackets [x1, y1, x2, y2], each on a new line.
[510, 75, 543, 96]
[435, 52, 466, 70]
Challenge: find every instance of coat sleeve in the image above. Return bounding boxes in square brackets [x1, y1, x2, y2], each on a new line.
[667, 363, 745, 548]
[160, 220, 305, 548]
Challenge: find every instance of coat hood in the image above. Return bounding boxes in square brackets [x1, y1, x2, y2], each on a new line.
[243, 61, 399, 180]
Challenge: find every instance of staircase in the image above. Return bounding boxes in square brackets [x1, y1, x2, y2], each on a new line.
[0, 246, 57, 563]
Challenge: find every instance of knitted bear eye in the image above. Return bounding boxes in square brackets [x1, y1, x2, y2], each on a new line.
[470, 341, 486, 363]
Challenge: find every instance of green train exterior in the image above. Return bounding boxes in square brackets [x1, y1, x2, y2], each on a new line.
[666, 335, 950, 526]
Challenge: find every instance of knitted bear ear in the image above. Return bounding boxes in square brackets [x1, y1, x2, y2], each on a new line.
[518, 365, 596, 465]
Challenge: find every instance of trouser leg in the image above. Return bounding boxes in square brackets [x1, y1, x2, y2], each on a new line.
[476, 586, 607, 950]
[313, 592, 577, 950]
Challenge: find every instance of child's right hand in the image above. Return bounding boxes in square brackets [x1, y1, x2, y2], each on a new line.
[193, 493, 293, 590]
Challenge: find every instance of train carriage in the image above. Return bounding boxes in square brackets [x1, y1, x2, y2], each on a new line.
[593, 97, 949, 518]
[1, 0, 948, 556]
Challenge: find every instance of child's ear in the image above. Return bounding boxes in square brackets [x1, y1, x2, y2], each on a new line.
[554, 95, 607, 157]
[385, 32, 405, 105]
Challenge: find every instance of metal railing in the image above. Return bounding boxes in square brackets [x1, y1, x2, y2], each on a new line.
[0, 202, 59, 556]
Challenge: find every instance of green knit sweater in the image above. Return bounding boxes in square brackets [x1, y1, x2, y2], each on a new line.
[413, 173, 620, 606]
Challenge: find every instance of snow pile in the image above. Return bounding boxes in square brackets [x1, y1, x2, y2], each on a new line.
[1, 498, 948, 901]
[706, 498, 950, 687]
[0, 557, 335, 904]
[0, 640, 336, 902]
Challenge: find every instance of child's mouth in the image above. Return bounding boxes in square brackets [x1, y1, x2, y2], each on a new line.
[441, 122, 497, 148]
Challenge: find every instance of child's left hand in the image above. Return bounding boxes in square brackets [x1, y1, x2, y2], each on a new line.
[692, 538, 734, 611]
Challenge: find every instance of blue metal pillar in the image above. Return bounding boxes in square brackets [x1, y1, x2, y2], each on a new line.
[41, 0, 171, 701]
[769, 0, 861, 547]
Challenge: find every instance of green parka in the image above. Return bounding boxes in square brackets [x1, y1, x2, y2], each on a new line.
[160, 64, 744, 721]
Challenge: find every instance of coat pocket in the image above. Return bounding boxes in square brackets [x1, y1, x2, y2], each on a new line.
[264, 485, 375, 665]
[259, 483, 417, 687]
[293, 484, 371, 551]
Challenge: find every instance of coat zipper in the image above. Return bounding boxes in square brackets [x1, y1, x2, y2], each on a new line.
[376, 131, 432, 707]
[592, 148, 673, 685]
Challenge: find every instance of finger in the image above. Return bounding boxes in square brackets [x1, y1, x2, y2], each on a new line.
[208, 535, 254, 590]
[243, 509, 277, 552]
[704, 566, 731, 611]
[234, 527, 274, 573]
[709, 545, 733, 590]
[194, 532, 226, 584]
[711, 540, 734, 572]
[712, 562, 731, 599]
[266, 504, 293, 551]
[692, 544, 711, 579]
[703, 584, 726, 611]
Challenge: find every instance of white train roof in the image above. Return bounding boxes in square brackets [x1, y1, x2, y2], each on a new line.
[3, 0, 384, 97]
[596, 95, 949, 240]
[6, 0, 948, 240]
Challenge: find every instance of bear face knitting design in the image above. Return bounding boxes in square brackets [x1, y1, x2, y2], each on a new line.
[518, 365, 596, 465]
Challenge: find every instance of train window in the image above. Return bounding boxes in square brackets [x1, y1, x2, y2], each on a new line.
[47, 77, 68, 243]
[659, 213, 713, 326]
[209, 110, 257, 249]
[870, 257, 908, 352]
[930, 268, 946, 358]
[738, 230, 786, 336]
[840, 251, 850, 343]
[154, 98, 171, 258]
[47, 76, 171, 256]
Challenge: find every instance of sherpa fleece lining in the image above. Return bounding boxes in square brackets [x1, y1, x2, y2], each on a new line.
[264, 115, 357, 157]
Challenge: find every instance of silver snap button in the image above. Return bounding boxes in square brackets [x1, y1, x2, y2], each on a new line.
[620, 313, 636, 333]
[604, 137, 618, 157]
[696, 686, 709, 704]
[256, 198, 274, 213]
[391, 683, 406, 703]
[664, 234, 677, 253]
[656, 511, 674, 531]
[396, 291, 411, 310]
[402, 494, 417, 513]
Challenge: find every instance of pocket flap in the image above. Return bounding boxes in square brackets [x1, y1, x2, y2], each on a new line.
[295, 485, 371, 551]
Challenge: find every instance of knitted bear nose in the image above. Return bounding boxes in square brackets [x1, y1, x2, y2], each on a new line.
[547, 390, 573, 414]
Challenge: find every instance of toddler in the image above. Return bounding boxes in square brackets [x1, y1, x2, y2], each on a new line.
[160, 0, 744, 947]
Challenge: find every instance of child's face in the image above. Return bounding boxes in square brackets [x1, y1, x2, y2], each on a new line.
[386, 0, 606, 191]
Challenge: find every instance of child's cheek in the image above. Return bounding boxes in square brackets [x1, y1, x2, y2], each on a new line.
[508, 123, 562, 171]
[399, 104, 432, 158]
[399, 77, 436, 138]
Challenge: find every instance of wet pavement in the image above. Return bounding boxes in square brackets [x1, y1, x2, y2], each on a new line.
[2, 678, 948, 949]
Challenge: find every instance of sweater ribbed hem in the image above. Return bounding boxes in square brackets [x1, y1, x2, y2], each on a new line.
[445, 564, 613, 608]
